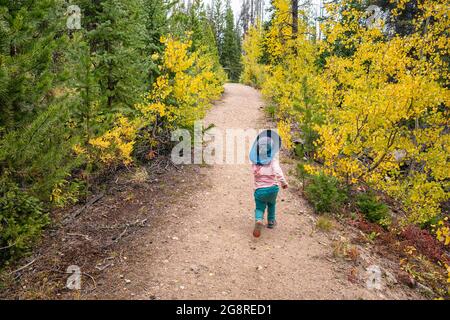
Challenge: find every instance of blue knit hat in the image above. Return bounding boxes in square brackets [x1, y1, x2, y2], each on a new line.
[249, 129, 282, 165]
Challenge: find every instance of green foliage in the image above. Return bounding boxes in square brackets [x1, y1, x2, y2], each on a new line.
[208, 0, 225, 53]
[295, 102, 322, 159]
[356, 193, 391, 227]
[0, 103, 84, 202]
[366, 231, 379, 243]
[264, 104, 276, 119]
[0, 0, 225, 265]
[296, 162, 308, 178]
[169, 0, 222, 73]
[208, 0, 242, 82]
[220, 2, 242, 82]
[294, 144, 304, 158]
[305, 172, 347, 214]
[0, 0, 65, 129]
[0, 177, 49, 265]
[78, 0, 149, 111]
[296, 162, 310, 190]
[143, 0, 169, 84]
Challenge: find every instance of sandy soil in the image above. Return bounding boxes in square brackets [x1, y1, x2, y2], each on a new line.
[75, 83, 421, 300]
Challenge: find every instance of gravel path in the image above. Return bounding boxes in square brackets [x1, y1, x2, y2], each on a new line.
[86, 84, 420, 300]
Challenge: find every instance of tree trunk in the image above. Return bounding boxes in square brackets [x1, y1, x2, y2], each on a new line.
[292, 0, 298, 38]
[250, 0, 254, 25]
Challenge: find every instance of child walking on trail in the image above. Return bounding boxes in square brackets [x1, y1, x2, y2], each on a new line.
[249, 130, 288, 238]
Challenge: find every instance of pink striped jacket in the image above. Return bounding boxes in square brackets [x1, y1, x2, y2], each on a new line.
[252, 158, 288, 190]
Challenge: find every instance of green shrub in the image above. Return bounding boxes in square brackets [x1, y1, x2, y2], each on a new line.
[0, 103, 84, 204]
[0, 178, 49, 265]
[304, 172, 347, 213]
[420, 214, 444, 230]
[265, 104, 276, 119]
[296, 162, 308, 178]
[296, 162, 310, 190]
[294, 144, 305, 158]
[294, 129, 319, 159]
[356, 192, 390, 227]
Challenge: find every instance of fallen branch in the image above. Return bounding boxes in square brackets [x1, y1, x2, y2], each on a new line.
[82, 272, 97, 291]
[67, 233, 92, 241]
[99, 218, 148, 231]
[113, 226, 129, 243]
[170, 161, 182, 171]
[104, 219, 148, 247]
[49, 269, 97, 292]
[95, 263, 112, 271]
[63, 193, 104, 225]
[0, 242, 16, 251]
[9, 257, 38, 275]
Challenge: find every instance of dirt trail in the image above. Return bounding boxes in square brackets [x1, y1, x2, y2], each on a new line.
[83, 84, 420, 300]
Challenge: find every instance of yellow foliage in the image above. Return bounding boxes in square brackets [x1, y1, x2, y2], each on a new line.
[243, 0, 449, 294]
[243, 0, 449, 225]
[89, 115, 139, 166]
[72, 144, 86, 155]
[435, 217, 450, 246]
[264, 0, 292, 61]
[277, 120, 293, 150]
[50, 179, 81, 208]
[160, 36, 195, 73]
[315, 0, 450, 224]
[241, 22, 266, 88]
[139, 35, 225, 129]
[446, 264, 450, 284]
[241, 0, 319, 155]
[90, 35, 225, 168]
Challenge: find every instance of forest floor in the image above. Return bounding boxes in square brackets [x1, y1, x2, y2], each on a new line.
[1, 84, 424, 299]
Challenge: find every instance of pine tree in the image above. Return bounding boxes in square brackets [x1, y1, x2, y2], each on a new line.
[143, 0, 168, 84]
[221, 2, 242, 82]
[169, 0, 220, 65]
[0, 0, 65, 130]
[76, 0, 148, 112]
[209, 0, 226, 58]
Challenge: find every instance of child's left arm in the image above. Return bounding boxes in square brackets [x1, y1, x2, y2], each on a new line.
[272, 159, 288, 188]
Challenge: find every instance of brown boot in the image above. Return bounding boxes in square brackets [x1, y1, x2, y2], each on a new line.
[253, 220, 264, 238]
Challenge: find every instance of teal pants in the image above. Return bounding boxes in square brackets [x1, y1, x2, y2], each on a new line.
[254, 185, 279, 222]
